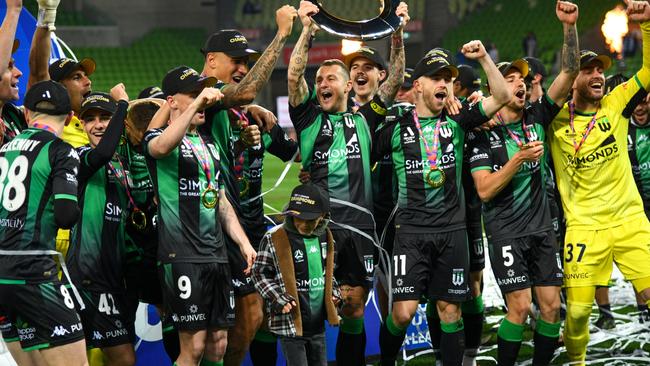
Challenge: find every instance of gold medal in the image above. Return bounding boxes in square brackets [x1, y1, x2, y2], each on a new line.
[130, 209, 147, 231]
[239, 178, 250, 198]
[426, 167, 446, 188]
[201, 187, 218, 209]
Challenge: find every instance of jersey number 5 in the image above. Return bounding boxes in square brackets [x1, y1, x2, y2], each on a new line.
[0, 156, 28, 212]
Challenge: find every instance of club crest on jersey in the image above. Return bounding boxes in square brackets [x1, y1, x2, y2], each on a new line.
[364, 255, 374, 275]
[525, 125, 539, 141]
[451, 268, 464, 286]
[597, 119, 611, 133]
[208, 144, 220, 161]
[344, 114, 356, 129]
[440, 124, 453, 139]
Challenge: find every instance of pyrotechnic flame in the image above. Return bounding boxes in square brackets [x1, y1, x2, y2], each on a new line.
[341, 39, 363, 55]
[601, 5, 628, 54]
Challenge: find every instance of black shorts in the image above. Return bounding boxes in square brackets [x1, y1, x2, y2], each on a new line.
[78, 289, 134, 348]
[159, 262, 235, 331]
[0, 281, 84, 350]
[487, 230, 564, 294]
[126, 227, 163, 305]
[226, 236, 257, 297]
[332, 228, 375, 289]
[391, 227, 470, 302]
[467, 225, 486, 272]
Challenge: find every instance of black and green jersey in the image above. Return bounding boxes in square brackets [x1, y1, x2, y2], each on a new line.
[372, 103, 409, 228]
[118, 139, 156, 233]
[233, 124, 298, 234]
[373, 101, 490, 231]
[143, 128, 227, 264]
[0, 129, 79, 282]
[67, 146, 128, 292]
[0, 103, 27, 146]
[628, 118, 650, 215]
[289, 94, 385, 230]
[463, 131, 482, 230]
[469, 95, 560, 241]
[199, 82, 241, 217]
[287, 229, 328, 336]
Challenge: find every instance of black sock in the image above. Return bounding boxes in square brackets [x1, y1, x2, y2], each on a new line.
[249, 338, 277, 366]
[598, 303, 613, 319]
[462, 312, 483, 351]
[440, 329, 464, 366]
[532, 331, 559, 366]
[427, 302, 442, 362]
[162, 327, 180, 361]
[638, 303, 649, 313]
[497, 336, 522, 366]
[336, 327, 366, 365]
[379, 317, 407, 366]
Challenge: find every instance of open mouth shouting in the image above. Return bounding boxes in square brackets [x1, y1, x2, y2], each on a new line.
[355, 75, 368, 87]
[320, 89, 334, 103]
[232, 74, 245, 84]
[588, 79, 603, 93]
[515, 88, 526, 100]
[434, 89, 448, 102]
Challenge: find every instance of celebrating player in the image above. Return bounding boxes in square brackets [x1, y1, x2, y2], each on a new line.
[548, 1, 650, 363]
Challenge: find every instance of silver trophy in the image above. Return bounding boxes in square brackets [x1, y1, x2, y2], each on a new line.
[309, 0, 402, 41]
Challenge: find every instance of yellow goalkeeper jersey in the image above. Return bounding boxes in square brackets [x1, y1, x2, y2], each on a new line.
[60, 114, 89, 148]
[548, 69, 650, 229]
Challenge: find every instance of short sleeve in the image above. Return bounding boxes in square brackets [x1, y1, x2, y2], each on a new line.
[454, 100, 491, 131]
[289, 93, 321, 133]
[468, 131, 493, 173]
[50, 140, 80, 202]
[142, 128, 164, 158]
[528, 94, 562, 128]
[266, 124, 298, 162]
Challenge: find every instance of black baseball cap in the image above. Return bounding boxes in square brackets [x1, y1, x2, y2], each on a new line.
[79, 92, 117, 118]
[413, 48, 459, 80]
[401, 68, 415, 89]
[343, 46, 387, 71]
[162, 66, 217, 96]
[456, 65, 481, 93]
[283, 183, 329, 220]
[49, 58, 96, 82]
[496, 59, 529, 78]
[523, 57, 546, 79]
[579, 50, 612, 70]
[201, 30, 259, 58]
[24, 80, 72, 115]
[137, 86, 165, 99]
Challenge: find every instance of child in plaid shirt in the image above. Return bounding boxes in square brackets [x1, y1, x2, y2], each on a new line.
[252, 183, 340, 365]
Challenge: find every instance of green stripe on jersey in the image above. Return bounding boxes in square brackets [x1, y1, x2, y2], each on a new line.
[305, 237, 324, 317]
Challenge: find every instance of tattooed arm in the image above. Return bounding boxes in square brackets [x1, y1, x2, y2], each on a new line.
[288, 1, 319, 107]
[547, 1, 580, 106]
[220, 5, 297, 108]
[377, 2, 409, 105]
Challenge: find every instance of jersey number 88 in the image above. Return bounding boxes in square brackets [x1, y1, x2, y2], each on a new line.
[0, 156, 28, 212]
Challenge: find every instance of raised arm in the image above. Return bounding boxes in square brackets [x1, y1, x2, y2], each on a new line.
[288, 1, 319, 107]
[462, 40, 511, 116]
[377, 2, 409, 105]
[29, 0, 62, 86]
[146, 88, 222, 159]
[626, 0, 650, 79]
[220, 5, 297, 108]
[547, 1, 580, 105]
[0, 0, 21, 81]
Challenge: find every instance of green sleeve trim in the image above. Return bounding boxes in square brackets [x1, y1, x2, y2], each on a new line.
[635, 74, 643, 89]
[471, 166, 492, 173]
[0, 278, 26, 284]
[22, 343, 50, 352]
[54, 194, 77, 202]
[478, 100, 487, 117]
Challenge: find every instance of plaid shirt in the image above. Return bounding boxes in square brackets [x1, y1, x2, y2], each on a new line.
[251, 227, 297, 337]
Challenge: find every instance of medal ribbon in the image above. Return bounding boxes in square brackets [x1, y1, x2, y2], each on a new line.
[106, 155, 138, 211]
[230, 108, 249, 181]
[495, 112, 530, 148]
[183, 134, 216, 190]
[412, 110, 442, 171]
[568, 102, 598, 155]
[31, 122, 58, 136]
